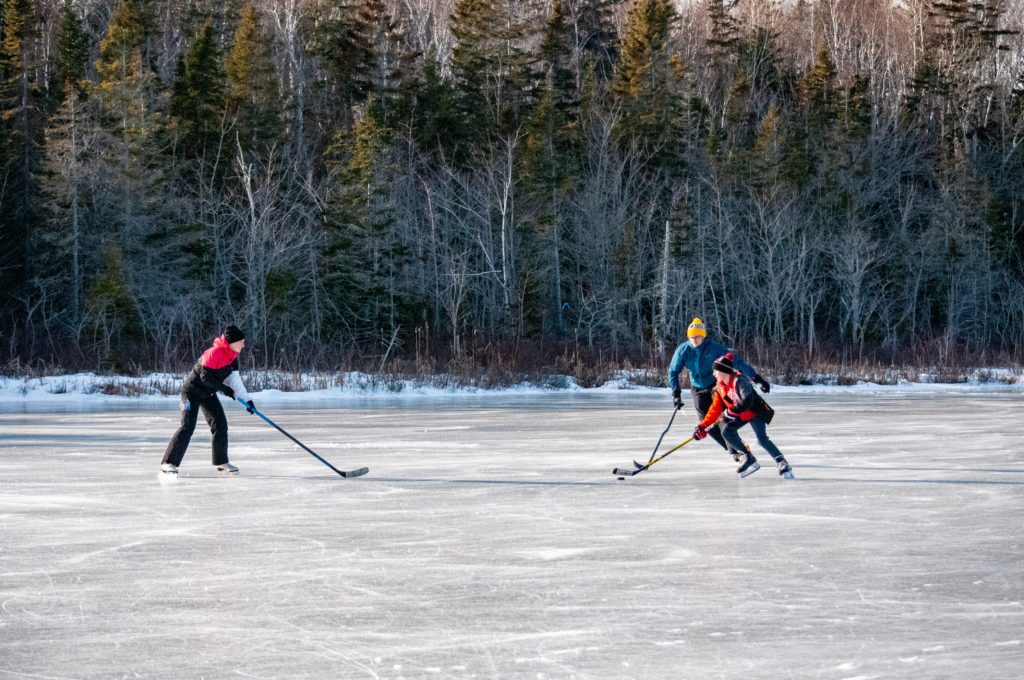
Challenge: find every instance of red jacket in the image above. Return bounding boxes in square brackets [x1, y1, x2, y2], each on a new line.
[200, 336, 239, 370]
[181, 336, 244, 399]
[699, 373, 758, 428]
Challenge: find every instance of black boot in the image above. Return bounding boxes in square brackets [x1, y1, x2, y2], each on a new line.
[730, 442, 751, 463]
[737, 452, 760, 478]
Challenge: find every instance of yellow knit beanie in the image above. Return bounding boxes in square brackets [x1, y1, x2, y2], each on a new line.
[687, 318, 707, 338]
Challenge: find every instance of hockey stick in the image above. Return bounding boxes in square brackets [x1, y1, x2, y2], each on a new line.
[612, 417, 722, 478]
[642, 403, 683, 466]
[613, 435, 696, 477]
[237, 398, 368, 478]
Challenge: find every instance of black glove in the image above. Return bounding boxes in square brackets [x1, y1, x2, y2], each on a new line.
[752, 374, 770, 393]
[245, 400, 256, 414]
[672, 388, 683, 409]
[221, 385, 236, 399]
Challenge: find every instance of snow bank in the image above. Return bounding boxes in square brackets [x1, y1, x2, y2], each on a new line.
[0, 367, 1020, 405]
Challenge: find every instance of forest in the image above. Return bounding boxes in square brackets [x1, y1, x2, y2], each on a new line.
[1, 0, 1022, 379]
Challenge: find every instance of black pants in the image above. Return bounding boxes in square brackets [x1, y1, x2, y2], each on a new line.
[162, 391, 229, 466]
[691, 387, 736, 454]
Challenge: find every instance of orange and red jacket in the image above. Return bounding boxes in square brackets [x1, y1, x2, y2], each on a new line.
[699, 373, 758, 428]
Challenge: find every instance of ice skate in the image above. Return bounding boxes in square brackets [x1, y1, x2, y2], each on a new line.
[736, 452, 760, 478]
[215, 463, 239, 476]
[730, 443, 751, 463]
[775, 457, 794, 479]
[160, 463, 178, 476]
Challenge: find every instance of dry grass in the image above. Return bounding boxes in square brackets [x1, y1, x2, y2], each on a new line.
[4, 340, 1021, 395]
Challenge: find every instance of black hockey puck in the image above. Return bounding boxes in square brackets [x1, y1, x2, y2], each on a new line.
[617, 476, 625, 480]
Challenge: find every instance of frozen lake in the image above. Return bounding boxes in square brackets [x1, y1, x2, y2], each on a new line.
[1, 390, 1022, 678]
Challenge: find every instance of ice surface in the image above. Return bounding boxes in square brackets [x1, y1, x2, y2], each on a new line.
[1, 391, 1022, 678]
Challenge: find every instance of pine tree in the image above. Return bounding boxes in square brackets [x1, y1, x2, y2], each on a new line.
[611, 0, 683, 157]
[799, 45, 837, 128]
[517, 0, 587, 334]
[314, 0, 373, 117]
[171, 18, 226, 159]
[91, 0, 173, 313]
[705, 0, 741, 58]
[749, 103, 784, 190]
[53, 2, 89, 99]
[94, 0, 151, 134]
[0, 0, 43, 297]
[225, 1, 283, 153]
[359, 0, 414, 117]
[450, 0, 539, 141]
[315, 0, 412, 125]
[782, 44, 838, 186]
[574, 0, 622, 84]
[85, 242, 142, 368]
[405, 52, 462, 156]
[323, 100, 409, 339]
[539, 0, 576, 115]
[36, 80, 97, 325]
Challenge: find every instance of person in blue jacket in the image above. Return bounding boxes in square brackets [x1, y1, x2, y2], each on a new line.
[667, 318, 771, 460]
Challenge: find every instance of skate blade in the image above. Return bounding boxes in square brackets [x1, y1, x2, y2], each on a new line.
[738, 462, 761, 478]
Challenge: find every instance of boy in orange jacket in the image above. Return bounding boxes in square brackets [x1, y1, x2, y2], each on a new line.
[693, 353, 793, 478]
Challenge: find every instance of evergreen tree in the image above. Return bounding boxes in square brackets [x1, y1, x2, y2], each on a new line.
[450, 0, 539, 142]
[36, 80, 97, 325]
[92, 0, 174, 317]
[171, 18, 226, 159]
[783, 44, 838, 187]
[314, 0, 373, 117]
[85, 242, 142, 368]
[404, 52, 461, 156]
[94, 0, 151, 134]
[705, 0, 741, 58]
[540, 0, 577, 114]
[611, 0, 683, 158]
[323, 100, 408, 339]
[573, 0, 622, 84]
[359, 0, 414, 117]
[0, 0, 43, 298]
[315, 0, 412, 125]
[225, 1, 283, 153]
[53, 1, 89, 99]
[517, 0, 586, 334]
[748, 103, 784, 190]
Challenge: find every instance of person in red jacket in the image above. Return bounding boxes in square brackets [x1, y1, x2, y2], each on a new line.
[160, 325, 255, 476]
[693, 352, 792, 478]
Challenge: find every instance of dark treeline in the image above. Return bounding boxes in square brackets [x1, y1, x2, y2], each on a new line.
[1, 0, 1022, 374]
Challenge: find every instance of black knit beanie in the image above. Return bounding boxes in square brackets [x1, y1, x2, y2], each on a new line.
[223, 325, 245, 343]
[712, 352, 735, 374]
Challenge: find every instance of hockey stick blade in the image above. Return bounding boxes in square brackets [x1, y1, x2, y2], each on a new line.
[612, 466, 646, 477]
[338, 466, 370, 478]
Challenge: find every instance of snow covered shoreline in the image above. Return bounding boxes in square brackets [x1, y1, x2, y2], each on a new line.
[1, 368, 1021, 405]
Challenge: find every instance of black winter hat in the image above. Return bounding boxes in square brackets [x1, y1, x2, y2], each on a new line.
[223, 325, 246, 343]
[712, 352, 735, 374]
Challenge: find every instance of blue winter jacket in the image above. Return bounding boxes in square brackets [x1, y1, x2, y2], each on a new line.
[668, 339, 757, 392]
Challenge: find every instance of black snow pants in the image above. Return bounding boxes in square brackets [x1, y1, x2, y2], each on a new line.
[691, 386, 737, 455]
[162, 391, 229, 466]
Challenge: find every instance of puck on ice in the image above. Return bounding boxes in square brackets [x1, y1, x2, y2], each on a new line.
[617, 476, 625, 480]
